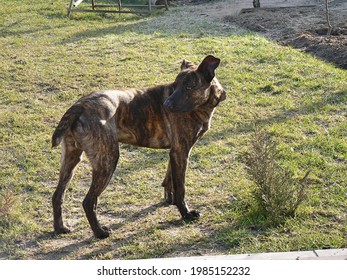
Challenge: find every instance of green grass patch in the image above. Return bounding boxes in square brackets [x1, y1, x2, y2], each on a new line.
[1, 0, 347, 259]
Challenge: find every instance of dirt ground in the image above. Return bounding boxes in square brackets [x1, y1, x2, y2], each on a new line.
[174, 0, 347, 69]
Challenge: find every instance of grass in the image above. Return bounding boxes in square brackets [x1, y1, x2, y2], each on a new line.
[1, 0, 347, 259]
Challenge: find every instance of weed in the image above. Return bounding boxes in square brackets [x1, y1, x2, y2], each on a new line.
[244, 131, 310, 225]
[0, 189, 20, 229]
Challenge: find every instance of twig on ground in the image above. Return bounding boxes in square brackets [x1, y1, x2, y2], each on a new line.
[325, 0, 333, 36]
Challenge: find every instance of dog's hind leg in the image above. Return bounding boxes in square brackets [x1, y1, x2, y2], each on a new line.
[82, 132, 119, 239]
[52, 135, 83, 234]
[83, 151, 119, 239]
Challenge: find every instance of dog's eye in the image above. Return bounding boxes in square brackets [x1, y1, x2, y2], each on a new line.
[185, 83, 195, 90]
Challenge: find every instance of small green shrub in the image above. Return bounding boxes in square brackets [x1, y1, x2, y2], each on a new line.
[0, 189, 20, 229]
[244, 131, 309, 225]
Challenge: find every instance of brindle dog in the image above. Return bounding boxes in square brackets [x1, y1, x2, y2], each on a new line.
[52, 55, 226, 238]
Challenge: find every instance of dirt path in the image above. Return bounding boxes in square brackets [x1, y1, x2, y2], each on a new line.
[174, 0, 319, 18]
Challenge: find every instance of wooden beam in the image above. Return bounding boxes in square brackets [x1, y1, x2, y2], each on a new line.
[73, 0, 84, 8]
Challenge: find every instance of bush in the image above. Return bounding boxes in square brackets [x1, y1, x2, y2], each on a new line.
[244, 131, 309, 225]
[0, 189, 20, 229]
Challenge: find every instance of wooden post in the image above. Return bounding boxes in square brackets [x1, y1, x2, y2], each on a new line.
[67, 0, 74, 17]
[148, 0, 152, 15]
[118, 0, 122, 12]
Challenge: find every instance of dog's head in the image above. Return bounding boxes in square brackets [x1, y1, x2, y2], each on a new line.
[164, 55, 226, 112]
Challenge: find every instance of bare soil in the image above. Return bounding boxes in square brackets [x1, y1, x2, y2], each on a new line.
[175, 0, 347, 69]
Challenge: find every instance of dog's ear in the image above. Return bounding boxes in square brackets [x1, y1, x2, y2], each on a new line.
[181, 59, 195, 70]
[197, 55, 221, 83]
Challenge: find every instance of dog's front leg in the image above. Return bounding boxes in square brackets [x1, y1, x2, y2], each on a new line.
[162, 161, 174, 204]
[169, 148, 200, 221]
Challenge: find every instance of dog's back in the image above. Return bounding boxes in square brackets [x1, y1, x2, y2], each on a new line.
[52, 84, 175, 152]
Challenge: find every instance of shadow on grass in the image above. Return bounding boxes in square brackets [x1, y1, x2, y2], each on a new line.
[59, 4, 234, 44]
[1, 23, 68, 38]
[28, 201, 184, 260]
[107, 201, 169, 231]
[207, 89, 347, 141]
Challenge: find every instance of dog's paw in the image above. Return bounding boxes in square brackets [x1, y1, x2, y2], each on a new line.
[164, 191, 174, 205]
[164, 196, 175, 205]
[54, 226, 71, 235]
[94, 226, 111, 239]
[184, 210, 200, 222]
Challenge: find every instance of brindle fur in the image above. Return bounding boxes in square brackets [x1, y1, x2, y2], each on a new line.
[52, 55, 226, 238]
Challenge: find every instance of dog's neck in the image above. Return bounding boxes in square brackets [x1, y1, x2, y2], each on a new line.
[153, 83, 218, 124]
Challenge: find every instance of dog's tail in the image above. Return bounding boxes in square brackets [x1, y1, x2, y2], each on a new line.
[52, 104, 83, 148]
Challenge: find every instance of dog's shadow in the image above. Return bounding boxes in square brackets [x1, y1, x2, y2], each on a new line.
[80, 201, 185, 259]
[108, 201, 184, 231]
[31, 201, 183, 259]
